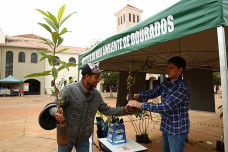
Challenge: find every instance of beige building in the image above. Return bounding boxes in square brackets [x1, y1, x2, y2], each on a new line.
[0, 29, 86, 95]
[115, 4, 143, 33]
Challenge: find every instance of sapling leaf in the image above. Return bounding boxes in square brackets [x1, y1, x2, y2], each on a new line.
[48, 56, 54, 66]
[41, 50, 52, 53]
[24, 70, 51, 78]
[57, 5, 66, 23]
[56, 59, 69, 71]
[57, 37, 63, 47]
[52, 32, 60, 44]
[57, 48, 69, 53]
[58, 63, 77, 71]
[57, 5, 66, 22]
[38, 23, 52, 34]
[44, 18, 58, 32]
[60, 27, 68, 35]
[36, 9, 49, 18]
[47, 11, 59, 28]
[52, 67, 58, 79]
[37, 51, 47, 57]
[40, 37, 53, 47]
[60, 12, 76, 26]
[44, 42, 54, 50]
[40, 55, 52, 62]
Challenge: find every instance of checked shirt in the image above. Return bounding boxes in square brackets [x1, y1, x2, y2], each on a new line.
[139, 76, 190, 135]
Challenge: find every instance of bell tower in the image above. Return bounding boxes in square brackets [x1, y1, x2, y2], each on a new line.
[115, 4, 143, 33]
[0, 28, 5, 43]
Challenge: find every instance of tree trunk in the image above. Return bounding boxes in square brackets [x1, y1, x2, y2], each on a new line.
[216, 85, 219, 93]
[109, 85, 113, 98]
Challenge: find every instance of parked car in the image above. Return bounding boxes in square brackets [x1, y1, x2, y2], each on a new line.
[0, 89, 11, 97]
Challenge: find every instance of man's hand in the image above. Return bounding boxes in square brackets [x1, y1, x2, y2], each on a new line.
[134, 94, 140, 99]
[125, 105, 137, 114]
[55, 108, 65, 123]
[127, 100, 142, 109]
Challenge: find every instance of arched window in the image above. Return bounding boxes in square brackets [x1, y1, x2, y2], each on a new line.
[31, 53, 37, 63]
[129, 13, 131, 22]
[137, 15, 139, 22]
[18, 52, 25, 62]
[69, 57, 76, 63]
[51, 80, 54, 87]
[133, 14, 135, 23]
[69, 57, 76, 66]
[54, 56, 60, 66]
[5, 51, 13, 77]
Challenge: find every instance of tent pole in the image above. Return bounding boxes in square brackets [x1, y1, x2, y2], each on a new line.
[217, 26, 228, 152]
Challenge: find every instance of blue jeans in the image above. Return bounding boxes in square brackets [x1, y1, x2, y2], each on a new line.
[162, 133, 188, 152]
[58, 140, 89, 152]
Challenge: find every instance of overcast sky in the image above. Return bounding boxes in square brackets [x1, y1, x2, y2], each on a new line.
[0, 0, 179, 48]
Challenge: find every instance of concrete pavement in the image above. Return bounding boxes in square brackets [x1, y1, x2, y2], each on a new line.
[0, 93, 223, 152]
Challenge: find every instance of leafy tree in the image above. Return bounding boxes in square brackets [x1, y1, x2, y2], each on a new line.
[86, 38, 101, 50]
[213, 72, 221, 93]
[25, 5, 76, 116]
[100, 71, 119, 97]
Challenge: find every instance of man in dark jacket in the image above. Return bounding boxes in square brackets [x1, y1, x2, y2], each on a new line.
[55, 62, 132, 152]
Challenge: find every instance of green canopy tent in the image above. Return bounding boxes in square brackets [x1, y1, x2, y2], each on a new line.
[79, 0, 228, 71]
[79, 0, 228, 150]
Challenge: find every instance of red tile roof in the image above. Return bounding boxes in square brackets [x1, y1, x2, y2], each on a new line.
[14, 34, 42, 39]
[0, 34, 87, 54]
[127, 4, 137, 9]
[0, 41, 45, 49]
[28, 42, 87, 54]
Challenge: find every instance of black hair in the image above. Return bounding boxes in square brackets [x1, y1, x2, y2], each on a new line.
[82, 73, 93, 79]
[167, 56, 186, 73]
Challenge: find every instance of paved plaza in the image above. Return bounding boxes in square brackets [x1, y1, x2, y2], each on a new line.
[0, 93, 223, 152]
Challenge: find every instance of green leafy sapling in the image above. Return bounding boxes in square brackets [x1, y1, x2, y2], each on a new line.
[127, 67, 136, 95]
[25, 5, 76, 113]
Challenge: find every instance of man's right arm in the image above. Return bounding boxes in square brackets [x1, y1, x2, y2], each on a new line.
[134, 83, 163, 99]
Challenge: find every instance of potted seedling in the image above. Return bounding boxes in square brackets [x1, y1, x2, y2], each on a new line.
[127, 99, 153, 143]
[127, 67, 136, 100]
[126, 58, 154, 143]
[25, 5, 76, 146]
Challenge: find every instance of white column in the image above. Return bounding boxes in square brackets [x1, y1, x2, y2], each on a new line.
[217, 26, 228, 152]
[149, 78, 153, 89]
[160, 74, 165, 83]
